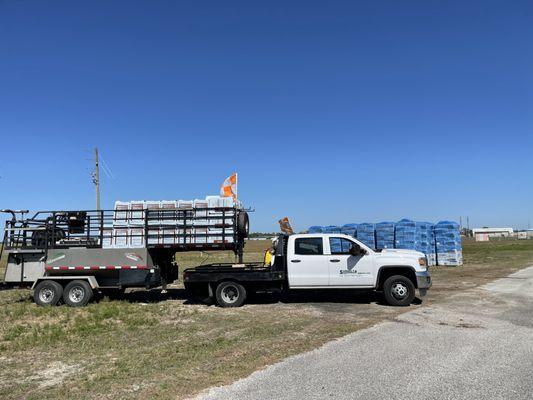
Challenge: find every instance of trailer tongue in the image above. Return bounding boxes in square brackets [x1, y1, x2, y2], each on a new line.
[1, 203, 249, 306]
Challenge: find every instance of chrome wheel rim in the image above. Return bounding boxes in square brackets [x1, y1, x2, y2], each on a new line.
[221, 285, 239, 304]
[39, 288, 54, 303]
[69, 286, 85, 303]
[391, 282, 408, 299]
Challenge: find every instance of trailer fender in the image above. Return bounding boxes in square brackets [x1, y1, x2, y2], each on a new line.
[31, 276, 99, 290]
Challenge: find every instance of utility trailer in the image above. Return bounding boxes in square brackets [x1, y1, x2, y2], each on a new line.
[1, 206, 249, 306]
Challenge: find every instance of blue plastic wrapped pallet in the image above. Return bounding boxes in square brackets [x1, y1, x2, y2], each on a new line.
[415, 222, 436, 266]
[341, 223, 358, 238]
[308, 226, 323, 233]
[395, 219, 416, 249]
[322, 225, 341, 234]
[435, 220, 462, 266]
[356, 223, 376, 249]
[375, 222, 395, 249]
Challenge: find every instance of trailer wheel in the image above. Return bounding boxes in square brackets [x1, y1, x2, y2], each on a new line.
[34, 280, 63, 306]
[63, 280, 93, 307]
[237, 211, 249, 238]
[215, 281, 246, 307]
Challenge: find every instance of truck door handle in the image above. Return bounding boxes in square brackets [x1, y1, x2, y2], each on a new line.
[330, 259, 340, 263]
[291, 259, 301, 263]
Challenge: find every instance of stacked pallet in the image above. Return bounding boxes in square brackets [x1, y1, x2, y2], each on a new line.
[356, 223, 376, 249]
[341, 223, 358, 238]
[435, 221, 462, 265]
[394, 219, 416, 249]
[414, 222, 436, 266]
[106, 196, 239, 248]
[375, 222, 395, 249]
[307, 218, 462, 266]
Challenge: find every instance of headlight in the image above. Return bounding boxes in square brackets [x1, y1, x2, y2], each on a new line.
[418, 257, 427, 267]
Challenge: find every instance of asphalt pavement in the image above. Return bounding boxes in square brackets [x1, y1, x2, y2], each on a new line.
[195, 266, 533, 400]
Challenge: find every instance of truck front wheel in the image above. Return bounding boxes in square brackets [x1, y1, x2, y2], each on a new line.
[63, 280, 93, 307]
[215, 281, 246, 307]
[34, 280, 63, 306]
[383, 275, 415, 306]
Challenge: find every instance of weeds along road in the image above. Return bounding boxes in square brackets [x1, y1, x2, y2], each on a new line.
[196, 266, 533, 400]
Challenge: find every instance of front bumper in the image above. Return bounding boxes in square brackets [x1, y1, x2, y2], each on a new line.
[416, 270, 432, 296]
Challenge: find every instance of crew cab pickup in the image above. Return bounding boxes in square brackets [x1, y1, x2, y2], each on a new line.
[184, 233, 432, 307]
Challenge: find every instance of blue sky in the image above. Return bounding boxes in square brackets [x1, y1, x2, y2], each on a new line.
[0, 0, 532, 232]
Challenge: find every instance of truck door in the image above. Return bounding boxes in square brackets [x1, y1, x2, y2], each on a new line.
[327, 237, 375, 286]
[287, 236, 329, 287]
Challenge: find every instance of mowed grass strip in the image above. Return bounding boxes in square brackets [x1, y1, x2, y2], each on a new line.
[1, 239, 533, 399]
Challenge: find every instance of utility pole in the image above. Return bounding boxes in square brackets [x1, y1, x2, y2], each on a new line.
[92, 148, 100, 210]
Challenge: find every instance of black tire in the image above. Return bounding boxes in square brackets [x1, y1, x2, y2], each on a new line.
[383, 275, 415, 306]
[63, 280, 93, 307]
[237, 211, 249, 238]
[215, 281, 246, 307]
[34, 280, 63, 306]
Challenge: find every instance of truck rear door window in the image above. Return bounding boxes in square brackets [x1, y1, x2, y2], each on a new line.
[294, 238, 323, 255]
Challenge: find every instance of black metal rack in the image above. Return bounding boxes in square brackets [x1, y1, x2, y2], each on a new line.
[1, 207, 248, 260]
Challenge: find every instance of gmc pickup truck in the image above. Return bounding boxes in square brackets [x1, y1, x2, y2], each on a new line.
[184, 233, 432, 307]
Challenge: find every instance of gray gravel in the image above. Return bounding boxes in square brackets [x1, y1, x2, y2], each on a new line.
[195, 267, 533, 400]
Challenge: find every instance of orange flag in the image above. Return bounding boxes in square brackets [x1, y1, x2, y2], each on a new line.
[220, 173, 238, 199]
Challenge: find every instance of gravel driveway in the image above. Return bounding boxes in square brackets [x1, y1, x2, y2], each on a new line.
[195, 267, 533, 400]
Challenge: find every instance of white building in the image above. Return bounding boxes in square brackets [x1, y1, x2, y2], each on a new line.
[472, 227, 514, 240]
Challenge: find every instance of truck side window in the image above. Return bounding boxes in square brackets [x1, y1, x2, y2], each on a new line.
[294, 238, 323, 255]
[329, 237, 353, 255]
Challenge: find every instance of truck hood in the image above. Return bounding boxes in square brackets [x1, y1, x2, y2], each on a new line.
[378, 248, 426, 258]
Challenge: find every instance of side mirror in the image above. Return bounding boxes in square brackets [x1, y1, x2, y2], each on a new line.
[349, 244, 360, 256]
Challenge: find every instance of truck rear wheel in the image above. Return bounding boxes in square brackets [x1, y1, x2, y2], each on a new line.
[215, 281, 246, 307]
[63, 280, 93, 307]
[34, 280, 63, 306]
[383, 275, 415, 306]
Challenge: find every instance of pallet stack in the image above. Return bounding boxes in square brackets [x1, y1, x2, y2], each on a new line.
[356, 223, 376, 249]
[107, 196, 239, 248]
[435, 221, 462, 266]
[308, 218, 462, 266]
[375, 221, 395, 249]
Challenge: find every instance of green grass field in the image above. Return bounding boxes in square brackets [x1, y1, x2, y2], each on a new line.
[1, 238, 533, 399]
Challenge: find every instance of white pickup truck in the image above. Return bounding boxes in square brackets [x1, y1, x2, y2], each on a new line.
[184, 233, 432, 307]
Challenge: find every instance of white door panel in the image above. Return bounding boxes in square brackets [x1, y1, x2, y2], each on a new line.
[327, 237, 375, 286]
[328, 255, 375, 286]
[288, 236, 329, 287]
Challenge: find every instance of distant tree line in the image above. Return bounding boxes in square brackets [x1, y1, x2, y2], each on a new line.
[248, 232, 278, 238]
